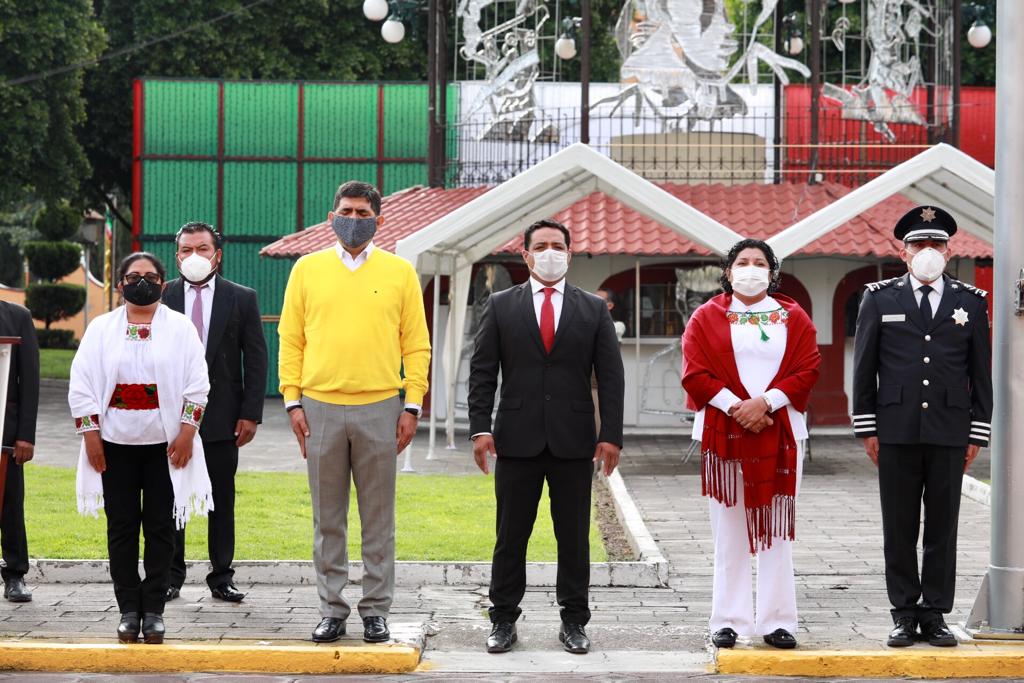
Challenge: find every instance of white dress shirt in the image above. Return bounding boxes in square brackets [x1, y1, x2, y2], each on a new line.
[909, 273, 944, 310]
[183, 276, 216, 348]
[691, 296, 808, 441]
[335, 242, 374, 272]
[530, 276, 565, 330]
[287, 242, 419, 415]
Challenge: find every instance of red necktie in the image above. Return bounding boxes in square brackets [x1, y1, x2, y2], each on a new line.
[540, 287, 555, 353]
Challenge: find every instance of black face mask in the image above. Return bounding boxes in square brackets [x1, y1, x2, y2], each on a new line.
[122, 279, 162, 306]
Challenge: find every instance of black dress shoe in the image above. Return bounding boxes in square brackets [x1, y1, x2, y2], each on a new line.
[920, 619, 957, 647]
[363, 615, 390, 643]
[165, 585, 180, 601]
[486, 622, 517, 653]
[117, 613, 141, 644]
[210, 583, 245, 603]
[712, 627, 738, 648]
[763, 628, 797, 649]
[3, 577, 32, 603]
[312, 617, 346, 643]
[887, 617, 918, 647]
[559, 622, 591, 654]
[141, 613, 165, 645]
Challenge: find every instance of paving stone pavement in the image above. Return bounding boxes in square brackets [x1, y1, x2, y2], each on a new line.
[6, 381, 997, 676]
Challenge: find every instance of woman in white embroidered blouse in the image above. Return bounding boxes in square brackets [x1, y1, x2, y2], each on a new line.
[68, 253, 213, 645]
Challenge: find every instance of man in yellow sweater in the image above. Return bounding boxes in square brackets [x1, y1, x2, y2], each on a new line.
[278, 180, 430, 644]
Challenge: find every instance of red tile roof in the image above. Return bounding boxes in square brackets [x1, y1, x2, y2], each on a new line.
[259, 182, 992, 260]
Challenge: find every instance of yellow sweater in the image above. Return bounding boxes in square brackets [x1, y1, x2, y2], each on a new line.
[278, 246, 431, 406]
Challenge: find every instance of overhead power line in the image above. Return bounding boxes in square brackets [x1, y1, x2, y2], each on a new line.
[1, 0, 277, 88]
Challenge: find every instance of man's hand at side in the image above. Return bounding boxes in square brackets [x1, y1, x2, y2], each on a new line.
[593, 441, 621, 476]
[473, 434, 497, 474]
[290, 408, 310, 459]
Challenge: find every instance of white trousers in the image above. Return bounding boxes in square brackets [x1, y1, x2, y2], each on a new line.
[708, 441, 804, 637]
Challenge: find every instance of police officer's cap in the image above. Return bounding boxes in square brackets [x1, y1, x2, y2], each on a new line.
[894, 205, 957, 243]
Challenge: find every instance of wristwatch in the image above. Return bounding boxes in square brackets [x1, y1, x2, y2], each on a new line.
[404, 407, 421, 418]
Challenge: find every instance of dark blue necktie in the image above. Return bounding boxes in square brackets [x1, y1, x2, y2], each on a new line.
[919, 285, 933, 326]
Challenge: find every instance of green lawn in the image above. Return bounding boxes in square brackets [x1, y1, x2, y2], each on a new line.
[24, 466, 606, 562]
[39, 348, 74, 380]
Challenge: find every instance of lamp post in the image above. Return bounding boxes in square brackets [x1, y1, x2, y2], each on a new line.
[556, 0, 591, 145]
[363, 0, 448, 187]
[79, 212, 103, 329]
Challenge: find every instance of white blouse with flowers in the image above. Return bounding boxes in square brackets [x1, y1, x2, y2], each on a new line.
[691, 296, 808, 441]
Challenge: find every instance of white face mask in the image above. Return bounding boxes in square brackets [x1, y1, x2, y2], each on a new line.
[909, 246, 947, 283]
[179, 252, 216, 283]
[530, 249, 569, 282]
[730, 265, 770, 297]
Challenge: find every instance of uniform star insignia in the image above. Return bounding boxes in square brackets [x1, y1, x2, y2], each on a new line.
[921, 207, 937, 222]
[952, 307, 969, 326]
[952, 283, 960, 289]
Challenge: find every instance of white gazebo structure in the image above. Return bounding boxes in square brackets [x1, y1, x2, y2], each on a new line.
[395, 142, 744, 453]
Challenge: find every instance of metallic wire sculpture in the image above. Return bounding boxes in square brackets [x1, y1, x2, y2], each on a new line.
[823, 0, 952, 142]
[458, 0, 559, 141]
[595, 0, 809, 127]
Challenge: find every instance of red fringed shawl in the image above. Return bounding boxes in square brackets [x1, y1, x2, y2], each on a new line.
[682, 293, 820, 553]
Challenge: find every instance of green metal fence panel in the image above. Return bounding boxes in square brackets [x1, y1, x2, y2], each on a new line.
[302, 162, 378, 227]
[142, 161, 218, 235]
[304, 84, 378, 159]
[222, 162, 298, 236]
[220, 243, 293, 315]
[135, 239, 178, 275]
[382, 84, 428, 158]
[263, 320, 281, 397]
[143, 81, 219, 156]
[383, 164, 428, 195]
[224, 83, 299, 157]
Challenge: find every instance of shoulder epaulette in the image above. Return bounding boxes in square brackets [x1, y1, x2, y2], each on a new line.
[864, 277, 902, 292]
[948, 279, 988, 298]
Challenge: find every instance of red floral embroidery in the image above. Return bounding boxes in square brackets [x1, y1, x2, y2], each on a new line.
[726, 312, 739, 323]
[138, 327, 150, 339]
[109, 384, 160, 410]
[769, 311, 780, 323]
[192, 407, 203, 422]
[748, 316, 760, 325]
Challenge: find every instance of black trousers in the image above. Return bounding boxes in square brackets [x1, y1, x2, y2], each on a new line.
[101, 441, 175, 615]
[489, 448, 593, 625]
[169, 439, 238, 590]
[1, 453, 28, 581]
[878, 443, 965, 625]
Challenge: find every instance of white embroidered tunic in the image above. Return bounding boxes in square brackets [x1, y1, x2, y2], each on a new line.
[691, 296, 808, 441]
[103, 323, 164, 445]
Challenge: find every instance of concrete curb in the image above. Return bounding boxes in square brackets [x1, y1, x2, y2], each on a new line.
[715, 645, 1024, 679]
[24, 467, 668, 588]
[963, 474, 991, 506]
[0, 639, 420, 675]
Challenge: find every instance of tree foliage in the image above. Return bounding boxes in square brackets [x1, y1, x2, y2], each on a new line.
[0, 0, 105, 207]
[25, 284, 87, 330]
[23, 242, 83, 281]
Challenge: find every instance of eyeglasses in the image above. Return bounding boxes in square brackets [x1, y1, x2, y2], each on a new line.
[123, 273, 161, 285]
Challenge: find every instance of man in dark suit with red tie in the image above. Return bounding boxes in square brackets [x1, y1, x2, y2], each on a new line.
[468, 220, 625, 655]
[162, 222, 268, 603]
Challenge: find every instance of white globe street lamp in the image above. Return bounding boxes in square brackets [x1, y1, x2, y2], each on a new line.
[784, 35, 804, 56]
[555, 36, 577, 60]
[968, 21, 992, 49]
[363, 0, 389, 22]
[381, 17, 406, 43]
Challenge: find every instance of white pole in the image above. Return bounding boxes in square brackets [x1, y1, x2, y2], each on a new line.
[634, 259, 641, 425]
[446, 266, 458, 449]
[967, 0, 1024, 636]
[427, 271, 441, 460]
[82, 245, 90, 329]
[0, 342, 12, 452]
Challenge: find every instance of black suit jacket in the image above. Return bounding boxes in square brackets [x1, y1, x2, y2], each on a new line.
[468, 281, 625, 459]
[852, 273, 992, 448]
[162, 275, 268, 442]
[0, 302, 39, 447]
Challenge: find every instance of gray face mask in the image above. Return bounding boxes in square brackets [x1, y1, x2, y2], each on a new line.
[332, 215, 377, 248]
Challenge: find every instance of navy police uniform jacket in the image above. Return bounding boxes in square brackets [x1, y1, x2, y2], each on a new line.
[852, 273, 992, 448]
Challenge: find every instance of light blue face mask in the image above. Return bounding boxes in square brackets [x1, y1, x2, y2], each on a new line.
[332, 215, 377, 248]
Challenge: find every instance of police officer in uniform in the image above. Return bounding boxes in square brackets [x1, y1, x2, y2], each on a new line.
[853, 205, 992, 648]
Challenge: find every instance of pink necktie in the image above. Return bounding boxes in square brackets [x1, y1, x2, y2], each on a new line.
[190, 285, 206, 342]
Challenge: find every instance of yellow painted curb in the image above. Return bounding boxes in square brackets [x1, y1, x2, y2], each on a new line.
[717, 646, 1024, 679]
[0, 640, 420, 674]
